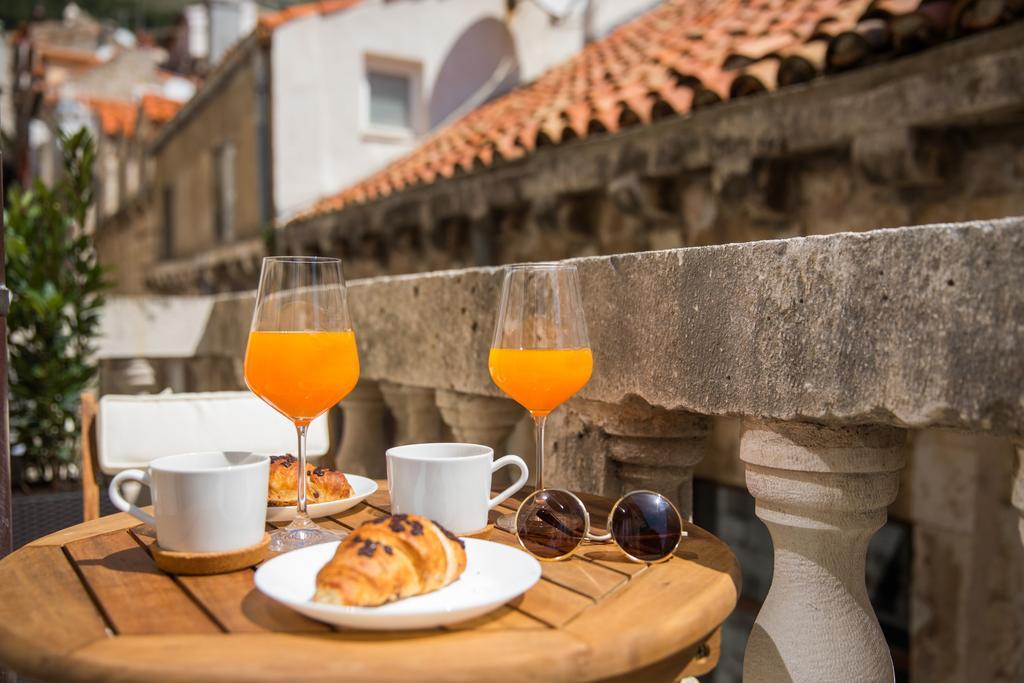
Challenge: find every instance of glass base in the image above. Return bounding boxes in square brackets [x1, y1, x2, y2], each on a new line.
[495, 511, 517, 534]
[269, 518, 339, 553]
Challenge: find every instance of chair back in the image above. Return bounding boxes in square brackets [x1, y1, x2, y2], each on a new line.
[96, 391, 330, 475]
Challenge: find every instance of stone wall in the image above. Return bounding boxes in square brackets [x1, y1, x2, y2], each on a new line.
[324, 118, 1024, 282]
[94, 203, 158, 295]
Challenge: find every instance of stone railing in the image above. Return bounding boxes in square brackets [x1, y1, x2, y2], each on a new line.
[172, 217, 1024, 682]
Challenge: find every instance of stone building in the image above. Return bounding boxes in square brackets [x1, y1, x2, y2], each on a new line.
[90, 93, 185, 293]
[102, 0, 663, 295]
[130, 1, 1024, 291]
[5, 1, 196, 252]
[8, 4, 107, 184]
[141, 27, 272, 298]
[277, 0, 1024, 283]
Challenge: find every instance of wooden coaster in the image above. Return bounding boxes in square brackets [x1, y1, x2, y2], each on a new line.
[463, 524, 495, 538]
[152, 533, 270, 575]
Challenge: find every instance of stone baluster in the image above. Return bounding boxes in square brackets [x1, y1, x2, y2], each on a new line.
[740, 419, 907, 683]
[379, 382, 443, 445]
[573, 399, 711, 520]
[336, 380, 389, 478]
[436, 390, 523, 471]
[123, 358, 157, 393]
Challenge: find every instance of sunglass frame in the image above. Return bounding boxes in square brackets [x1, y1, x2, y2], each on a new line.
[605, 489, 684, 564]
[513, 488, 684, 563]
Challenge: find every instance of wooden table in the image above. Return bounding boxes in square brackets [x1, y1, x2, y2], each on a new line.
[0, 483, 740, 683]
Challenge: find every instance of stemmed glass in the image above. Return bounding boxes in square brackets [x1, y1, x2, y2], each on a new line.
[489, 263, 593, 528]
[244, 256, 360, 552]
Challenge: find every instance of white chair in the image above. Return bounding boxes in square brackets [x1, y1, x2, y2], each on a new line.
[81, 391, 330, 520]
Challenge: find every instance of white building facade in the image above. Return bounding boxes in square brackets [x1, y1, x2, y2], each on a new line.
[269, 0, 661, 220]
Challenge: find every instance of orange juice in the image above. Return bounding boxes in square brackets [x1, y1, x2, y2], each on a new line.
[488, 348, 593, 416]
[245, 330, 359, 425]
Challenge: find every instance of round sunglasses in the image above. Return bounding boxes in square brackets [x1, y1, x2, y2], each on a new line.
[514, 489, 685, 563]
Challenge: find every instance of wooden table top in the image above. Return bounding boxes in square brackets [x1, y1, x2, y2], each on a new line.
[0, 483, 740, 683]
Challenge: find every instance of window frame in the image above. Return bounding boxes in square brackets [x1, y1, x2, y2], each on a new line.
[362, 54, 422, 142]
[161, 183, 175, 260]
[212, 141, 236, 244]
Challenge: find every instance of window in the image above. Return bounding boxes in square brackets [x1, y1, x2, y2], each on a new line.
[363, 56, 421, 138]
[213, 143, 236, 243]
[368, 71, 412, 129]
[161, 184, 175, 259]
[102, 145, 119, 217]
[125, 154, 140, 198]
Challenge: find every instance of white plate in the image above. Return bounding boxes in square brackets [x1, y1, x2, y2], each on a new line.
[254, 538, 541, 630]
[266, 474, 377, 522]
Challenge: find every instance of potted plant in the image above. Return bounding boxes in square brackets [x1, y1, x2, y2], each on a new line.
[5, 129, 111, 542]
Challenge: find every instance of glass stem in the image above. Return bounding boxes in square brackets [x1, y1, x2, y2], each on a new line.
[295, 422, 309, 521]
[533, 414, 547, 492]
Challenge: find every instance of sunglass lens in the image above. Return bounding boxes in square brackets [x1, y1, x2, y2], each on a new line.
[611, 491, 682, 562]
[516, 490, 587, 560]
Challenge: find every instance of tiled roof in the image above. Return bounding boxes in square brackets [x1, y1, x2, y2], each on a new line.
[83, 94, 185, 138]
[37, 45, 103, 66]
[292, 0, 1022, 222]
[140, 93, 184, 125]
[84, 98, 138, 138]
[257, 0, 361, 33]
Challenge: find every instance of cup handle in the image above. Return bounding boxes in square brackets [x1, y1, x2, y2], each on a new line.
[108, 469, 156, 526]
[488, 455, 529, 510]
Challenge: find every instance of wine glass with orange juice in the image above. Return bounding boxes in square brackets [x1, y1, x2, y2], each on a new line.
[244, 256, 360, 552]
[489, 263, 593, 526]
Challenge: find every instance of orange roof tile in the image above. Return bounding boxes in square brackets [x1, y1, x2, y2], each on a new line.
[37, 45, 103, 66]
[292, 0, 1022, 222]
[83, 98, 138, 138]
[258, 0, 361, 32]
[140, 93, 184, 125]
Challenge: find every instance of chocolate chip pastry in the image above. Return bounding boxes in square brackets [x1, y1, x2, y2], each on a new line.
[267, 454, 353, 506]
[314, 514, 467, 607]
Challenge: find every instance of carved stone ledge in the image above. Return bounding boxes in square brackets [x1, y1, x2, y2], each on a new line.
[336, 380, 388, 478]
[852, 127, 946, 187]
[741, 419, 907, 683]
[573, 398, 712, 518]
[379, 382, 443, 446]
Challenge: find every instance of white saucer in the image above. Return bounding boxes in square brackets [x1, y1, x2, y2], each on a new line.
[254, 538, 541, 630]
[266, 474, 377, 522]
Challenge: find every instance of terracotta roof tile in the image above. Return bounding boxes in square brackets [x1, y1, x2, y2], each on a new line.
[257, 0, 361, 33]
[140, 93, 184, 125]
[292, 0, 1022, 222]
[37, 45, 103, 66]
[83, 98, 138, 138]
[82, 94, 184, 138]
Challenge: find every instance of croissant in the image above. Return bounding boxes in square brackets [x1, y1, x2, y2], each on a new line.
[267, 455, 353, 506]
[314, 514, 467, 607]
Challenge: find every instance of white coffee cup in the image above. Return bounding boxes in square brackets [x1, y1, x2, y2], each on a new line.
[108, 451, 270, 553]
[386, 443, 529, 535]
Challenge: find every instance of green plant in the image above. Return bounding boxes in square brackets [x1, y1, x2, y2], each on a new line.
[260, 220, 278, 255]
[5, 128, 112, 481]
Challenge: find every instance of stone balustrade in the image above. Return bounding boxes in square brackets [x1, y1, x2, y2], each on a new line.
[168, 217, 1024, 681]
